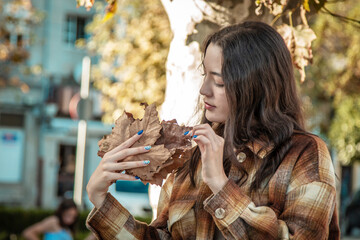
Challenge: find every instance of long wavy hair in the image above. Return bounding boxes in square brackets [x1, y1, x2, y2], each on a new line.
[55, 198, 79, 236]
[178, 21, 305, 192]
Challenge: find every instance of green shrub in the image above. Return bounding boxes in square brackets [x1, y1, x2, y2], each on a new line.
[0, 206, 53, 236]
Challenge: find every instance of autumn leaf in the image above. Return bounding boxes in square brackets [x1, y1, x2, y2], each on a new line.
[76, 0, 94, 10]
[255, 0, 287, 16]
[303, 0, 310, 12]
[125, 145, 174, 180]
[97, 111, 135, 157]
[146, 147, 193, 185]
[146, 119, 193, 185]
[277, 24, 316, 82]
[155, 119, 192, 150]
[129, 103, 162, 147]
[98, 104, 193, 185]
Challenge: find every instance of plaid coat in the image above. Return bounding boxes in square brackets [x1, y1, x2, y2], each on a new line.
[86, 132, 340, 239]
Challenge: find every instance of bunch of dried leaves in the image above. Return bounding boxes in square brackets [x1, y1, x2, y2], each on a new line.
[98, 103, 193, 185]
[277, 23, 316, 82]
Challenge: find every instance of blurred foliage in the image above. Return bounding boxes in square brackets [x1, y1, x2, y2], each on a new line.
[303, 1, 360, 164]
[0, 0, 37, 63]
[0, 0, 44, 88]
[83, 0, 172, 123]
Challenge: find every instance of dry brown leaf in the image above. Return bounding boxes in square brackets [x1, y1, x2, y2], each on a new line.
[97, 111, 135, 158]
[277, 24, 316, 82]
[144, 146, 194, 185]
[125, 145, 175, 180]
[97, 104, 193, 185]
[155, 119, 192, 150]
[146, 119, 193, 185]
[129, 103, 162, 147]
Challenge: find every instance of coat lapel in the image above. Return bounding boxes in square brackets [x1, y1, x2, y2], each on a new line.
[195, 181, 215, 239]
[168, 166, 199, 231]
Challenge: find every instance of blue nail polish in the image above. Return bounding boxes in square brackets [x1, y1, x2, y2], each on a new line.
[193, 135, 198, 138]
[184, 131, 189, 135]
[143, 160, 150, 165]
[135, 176, 140, 179]
[144, 146, 151, 150]
[137, 130, 143, 135]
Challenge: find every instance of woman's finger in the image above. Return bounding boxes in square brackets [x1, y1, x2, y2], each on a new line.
[192, 135, 212, 152]
[106, 130, 144, 156]
[190, 124, 216, 137]
[191, 129, 218, 147]
[106, 145, 151, 162]
[189, 124, 205, 135]
[103, 172, 137, 182]
[103, 160, 150, 172]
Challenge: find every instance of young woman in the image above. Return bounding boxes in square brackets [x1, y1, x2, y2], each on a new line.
[85, 21, 340, 239]
[22, 199, 78, 240]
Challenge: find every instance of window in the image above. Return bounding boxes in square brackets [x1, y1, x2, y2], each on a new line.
[57, 144, 76, 197]
[0, 112, 24, 127]
[64, 15, 90, 46]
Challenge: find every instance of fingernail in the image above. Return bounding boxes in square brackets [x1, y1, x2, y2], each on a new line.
[184, 131, 189, 135]
[144, 146, 151, 150]
[137, 130, 143, 135]
[193, 135, 198, 139]
[135, 176, 140, 179]
[143, 160, 150, 165]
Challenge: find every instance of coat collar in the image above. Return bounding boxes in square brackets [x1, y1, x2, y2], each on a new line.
[245, 140, 274, 159]
[168, 162, 202, 231]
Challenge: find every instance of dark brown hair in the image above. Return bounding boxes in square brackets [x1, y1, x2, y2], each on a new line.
[178, 21, 305, 192]
[55, 198, 79, 236]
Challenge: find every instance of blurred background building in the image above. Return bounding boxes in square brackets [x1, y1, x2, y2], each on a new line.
[0, 0, 151, 218]
[0, 0, 104, 209]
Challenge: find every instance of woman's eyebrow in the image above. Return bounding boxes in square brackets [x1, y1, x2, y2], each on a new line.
[202, 65, 222, 77]
[210, 71, 222, 77]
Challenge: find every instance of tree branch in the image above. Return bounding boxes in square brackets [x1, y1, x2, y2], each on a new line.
[321, 6, 360, 25]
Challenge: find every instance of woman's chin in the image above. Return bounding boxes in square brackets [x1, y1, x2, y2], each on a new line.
[205, 112, 226, 123]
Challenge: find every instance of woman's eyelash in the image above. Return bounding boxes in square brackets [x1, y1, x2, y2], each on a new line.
[202, 73, 224, 87]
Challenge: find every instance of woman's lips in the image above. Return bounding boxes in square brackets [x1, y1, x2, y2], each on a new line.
[205, 102, 216, 110]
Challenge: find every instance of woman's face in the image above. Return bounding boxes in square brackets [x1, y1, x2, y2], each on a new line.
[62, 207, 78, 226]
[200, 43, 230, 123]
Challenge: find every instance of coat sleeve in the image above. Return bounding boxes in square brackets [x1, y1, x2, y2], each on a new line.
[203, 136, 340, 240]
[86, 174, 175, 240]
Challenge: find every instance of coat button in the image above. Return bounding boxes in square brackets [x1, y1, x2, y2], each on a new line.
[237, 152, 246, 163]
[215, 208, 226, 219]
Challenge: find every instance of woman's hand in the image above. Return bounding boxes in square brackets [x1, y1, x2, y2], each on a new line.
[190, 124, 228, 194]
[86, 131, 151, 209]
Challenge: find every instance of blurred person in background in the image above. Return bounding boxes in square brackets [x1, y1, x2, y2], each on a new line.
[22, 199, 78, 240]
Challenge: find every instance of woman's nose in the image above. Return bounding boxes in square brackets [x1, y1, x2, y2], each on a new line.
[199, 79, 212, 97]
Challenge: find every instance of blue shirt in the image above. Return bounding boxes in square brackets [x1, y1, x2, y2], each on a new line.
[44, 229, 72, 240]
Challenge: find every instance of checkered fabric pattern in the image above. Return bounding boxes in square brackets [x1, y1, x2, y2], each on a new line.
[86, 132, 340, 240]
